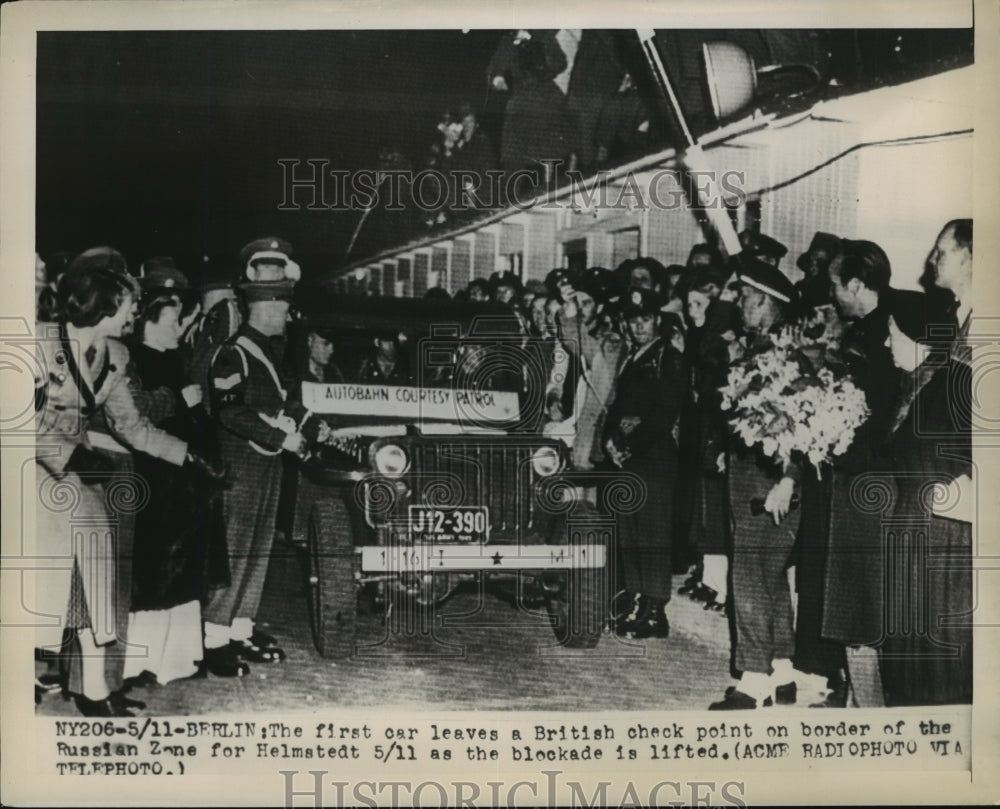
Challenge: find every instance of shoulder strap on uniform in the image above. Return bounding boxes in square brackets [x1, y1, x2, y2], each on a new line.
[216, 342, 249, 377]
[235, 335, 286, 400]
[58, 321, 96, 415]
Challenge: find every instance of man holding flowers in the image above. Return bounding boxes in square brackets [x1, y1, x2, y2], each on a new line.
[710, 257, 804, 710]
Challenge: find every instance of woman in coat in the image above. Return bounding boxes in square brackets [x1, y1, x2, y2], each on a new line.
[878, 289, 972, 706]
[681, 274, 736, 611]
[125, 289, 232, 685]
[603, 288, 686, 638]
[33, 258, 199, 715]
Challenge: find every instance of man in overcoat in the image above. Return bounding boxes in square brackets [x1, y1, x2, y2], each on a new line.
[798, 240, 896, 707]
[603, 287, 686, 638]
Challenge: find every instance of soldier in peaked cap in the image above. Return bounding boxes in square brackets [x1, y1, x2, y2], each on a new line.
[544, 267, 577, 301]
[710, 254, 807, 710]
[201, 258, 307, 676]
[574, 266, 617, 306]
[739, 230, 788, 268]
[239, 236, 301, 283]
[139, 256, 189, 293]
[602, 286, 686, 640]
[735, 253, 796, 308]
[188, 256, 243, 410]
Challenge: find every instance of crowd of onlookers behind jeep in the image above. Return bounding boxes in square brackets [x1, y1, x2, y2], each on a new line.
[428, 220, 973, 711]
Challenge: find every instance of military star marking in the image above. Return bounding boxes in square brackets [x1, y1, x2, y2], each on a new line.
[491, 552, 503, 566]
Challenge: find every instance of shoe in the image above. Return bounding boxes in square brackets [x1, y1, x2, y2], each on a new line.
[774, 681, 797, 705]
[808, 691, 844, 708]
[703, 595, 727, 613]
[726, 680, 795, 705]
[201, 645, 251, 677]
[249, 629, 280, 649]
[110, 690, 146, 711]
[710, 689, 772, 710]
[123, 670, 158, 691]
[628, 615, 670, 639]
[36, 672, 64, 692]
[623, 596, 670, 640]
[229, 637, 286, 664]
[35, 673, 63, 703]
[73, 694, 134, 717]
[810, 676, 848, 708]
[610, 591, 641, 637]
[691, 583, 716, 604]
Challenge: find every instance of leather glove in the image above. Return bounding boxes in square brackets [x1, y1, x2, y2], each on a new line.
[65, 445, 115, 486]
[185, 450, 227, 482]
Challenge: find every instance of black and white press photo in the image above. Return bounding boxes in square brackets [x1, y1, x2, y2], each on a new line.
[1, 1, 997, 806]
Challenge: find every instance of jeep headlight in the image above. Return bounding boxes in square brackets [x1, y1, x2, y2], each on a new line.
[374, 444, 409, 477]
[531, 446, 562, 477]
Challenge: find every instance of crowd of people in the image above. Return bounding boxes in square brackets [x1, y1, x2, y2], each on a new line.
[33, 238, 319, 715]
[32, 216, 973, 716]
[444, 219, 974, 710]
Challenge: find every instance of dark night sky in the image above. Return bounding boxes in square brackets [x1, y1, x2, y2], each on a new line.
[36, 28, 972, 282]
[36, 30, 506, 276]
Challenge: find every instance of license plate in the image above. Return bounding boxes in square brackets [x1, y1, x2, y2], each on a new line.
[407, 506, 489, 543]
[360, 544, 606, 572]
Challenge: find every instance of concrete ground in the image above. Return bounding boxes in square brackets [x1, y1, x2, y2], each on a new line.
[36, 545, 736, 716]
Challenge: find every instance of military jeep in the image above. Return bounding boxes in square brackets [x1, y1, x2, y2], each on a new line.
[291, 293, 615, 658]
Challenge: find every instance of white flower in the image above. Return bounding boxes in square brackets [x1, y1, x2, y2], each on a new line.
[721, 322, 869, 472]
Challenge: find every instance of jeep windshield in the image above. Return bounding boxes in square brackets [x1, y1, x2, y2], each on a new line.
[292, 292, 538, 433]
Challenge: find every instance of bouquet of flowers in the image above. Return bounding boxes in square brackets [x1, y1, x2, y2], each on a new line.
[719, 307, 869, 474]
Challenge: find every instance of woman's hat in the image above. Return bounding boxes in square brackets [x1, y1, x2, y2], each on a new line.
[69, 246, 128, 275]
[796, 231, 841, 272]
